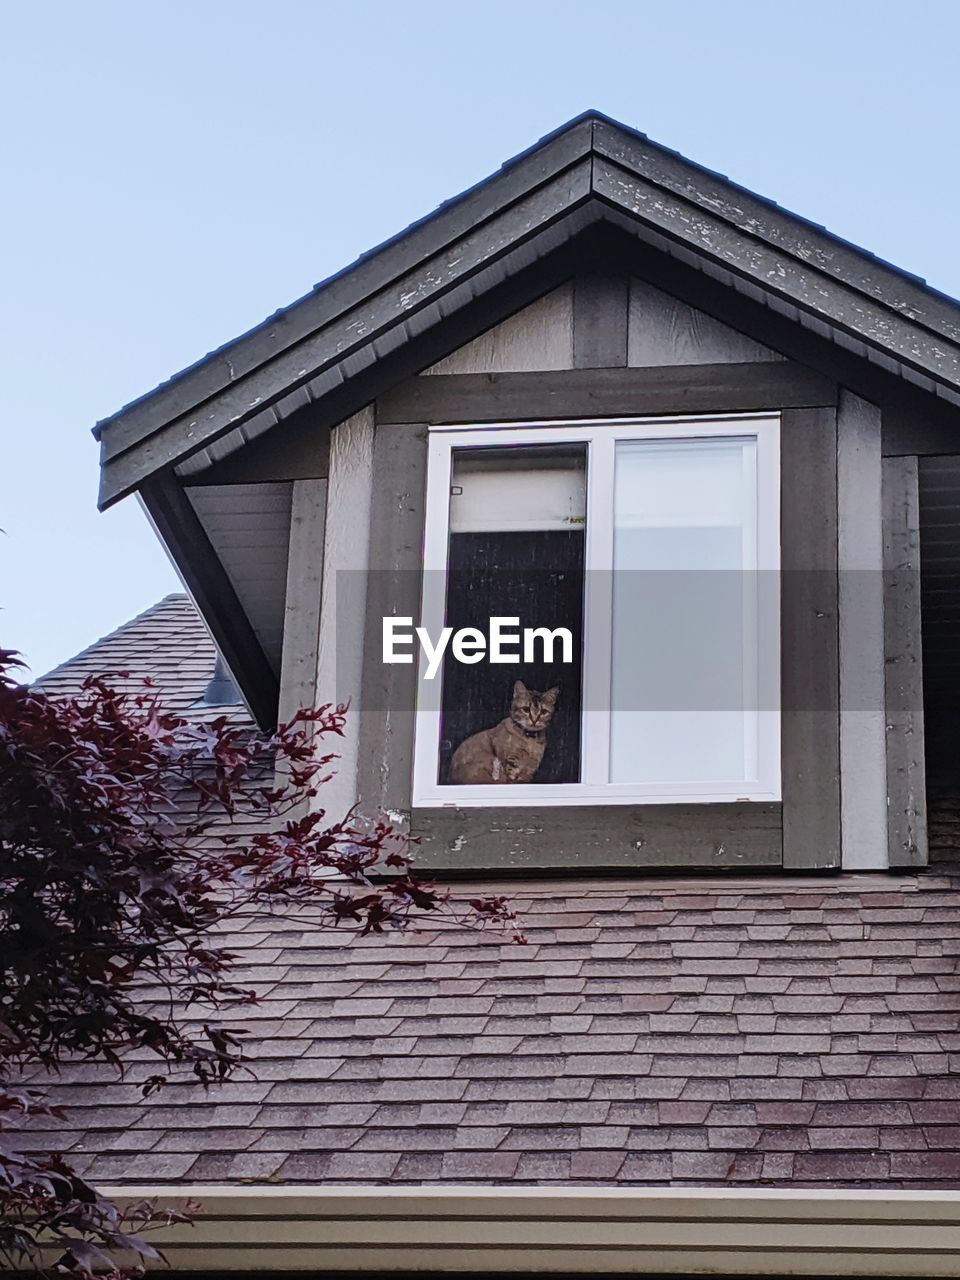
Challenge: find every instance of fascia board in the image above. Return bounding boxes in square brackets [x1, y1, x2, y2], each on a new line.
[95, 122, 596, 466]
[592, 119, 960, 346]
[592, 155, 960, 391]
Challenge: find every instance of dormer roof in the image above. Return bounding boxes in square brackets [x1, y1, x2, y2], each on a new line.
[93, 111, 960, 726]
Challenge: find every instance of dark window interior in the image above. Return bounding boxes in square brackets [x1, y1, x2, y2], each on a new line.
[437, 442, 586, 786]
[439, 530, 584, 784]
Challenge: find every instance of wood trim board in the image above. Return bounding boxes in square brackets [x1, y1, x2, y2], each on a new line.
[572, 271, 629, 367]
[411, 803, 782, 873]
[883, 455, 928, 867]
[779, 406, 841, 870]
[377, 363, 837, 425]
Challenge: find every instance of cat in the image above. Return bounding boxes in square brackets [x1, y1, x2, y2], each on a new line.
[449, 681, 560, 785]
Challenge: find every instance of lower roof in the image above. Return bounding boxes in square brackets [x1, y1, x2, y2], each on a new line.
[23, 598, 960, 1191]
[18, 810, 960, 1190]
[34, 592, 251, 725]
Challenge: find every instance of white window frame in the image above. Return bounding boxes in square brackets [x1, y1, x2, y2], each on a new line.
[411, 414, 781, 808]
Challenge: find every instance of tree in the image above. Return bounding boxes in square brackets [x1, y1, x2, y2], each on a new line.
[0, 651, 517, 1276]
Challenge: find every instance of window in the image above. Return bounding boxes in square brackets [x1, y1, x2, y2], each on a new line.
[412, 416, 780, 807]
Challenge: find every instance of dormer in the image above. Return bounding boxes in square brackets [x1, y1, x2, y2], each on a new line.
[95, 112, 960, 876]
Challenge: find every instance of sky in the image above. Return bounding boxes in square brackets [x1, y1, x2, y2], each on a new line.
[2, 0, 960, 679]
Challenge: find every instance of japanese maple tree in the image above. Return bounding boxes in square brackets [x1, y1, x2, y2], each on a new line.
[0, 651, 515, 1276]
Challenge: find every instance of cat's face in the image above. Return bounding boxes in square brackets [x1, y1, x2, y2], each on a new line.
[511, 681, 560, 731]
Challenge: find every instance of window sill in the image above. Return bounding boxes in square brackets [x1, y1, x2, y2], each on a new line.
[409, 801, 783, 874]
[413, 785, 781, 808]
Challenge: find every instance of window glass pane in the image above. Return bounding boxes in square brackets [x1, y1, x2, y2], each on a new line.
[610, 437, 756, 784]
[439, 444, 585, 786]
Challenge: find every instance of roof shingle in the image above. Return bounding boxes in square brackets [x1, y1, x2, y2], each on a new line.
[18, 598, 960, 1189]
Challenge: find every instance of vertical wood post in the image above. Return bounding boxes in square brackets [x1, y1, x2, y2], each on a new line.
[278, 478, 327, 725]
[837, 393, 888, 868]
[780, 407, 841, 869]
[572, 274, 629, 368]
[883, 455, 928, 867]
[313, 409, 375, 823]
[356, 420, 429, 816]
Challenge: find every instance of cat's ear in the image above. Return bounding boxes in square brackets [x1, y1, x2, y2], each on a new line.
[542, 686, 560, 707]
[512, 680, 528, 699]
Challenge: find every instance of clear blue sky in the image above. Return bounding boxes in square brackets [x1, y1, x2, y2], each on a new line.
[3, 0, 959, 677]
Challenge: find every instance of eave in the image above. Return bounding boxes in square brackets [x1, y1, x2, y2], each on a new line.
[93, 111, 960, 730]
[95, 112, 960, 512]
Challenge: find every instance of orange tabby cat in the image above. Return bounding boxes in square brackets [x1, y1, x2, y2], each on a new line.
[449, 681, 559, 784]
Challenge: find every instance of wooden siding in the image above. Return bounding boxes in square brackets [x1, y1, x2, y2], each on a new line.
[836, 393, 888, 869]
[422, 285, 574, 374]
[884, 457, 928, 867]
[314, 409, 375, 823]
[592, 123, 960, 388]
[412, 804, 782, 873]
[277, 479, 327, 725]
[365, 296, 823, 870]
[185, 483, 292, 673]
[417, 275, 783, 378]
[356, 422, 428, 819]
[573, 272, 629, 367]
[100, 1185, 960, 1277]
[627, 277, 782, 367]
[780, 407, 842, 870]
[90, 113, 960, 792]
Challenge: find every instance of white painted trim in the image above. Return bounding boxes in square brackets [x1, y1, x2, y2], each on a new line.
[412, 415, 781, 809]
[102, 1185, 960, 1276]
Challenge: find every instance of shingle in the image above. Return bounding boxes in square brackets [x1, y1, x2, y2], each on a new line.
[571, 1151, 626, 1178]
[706, 1127, 759, 1150]
[322, 1151, 401, 1179]
[672, 1151, 736, 1179]
[794, 1151, 891, 1180]
[440, 1151, 520, 1178]
[25, 618, 960, 1189]
[808, 1127, 880, 1150]
[658, 1101, 711, 1125]
[515, 1151, 572, 1179]
[501, 1127, 579, 1152]
[620, 1152, 672, 1181]
[755, 1102, 815, 1125]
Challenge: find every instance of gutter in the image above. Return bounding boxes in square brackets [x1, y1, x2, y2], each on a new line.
[104, 1185, 960, 1276]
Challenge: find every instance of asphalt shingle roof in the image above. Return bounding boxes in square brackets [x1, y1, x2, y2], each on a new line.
[18, 598, 960, 1188]
[35, 594, 250, 725]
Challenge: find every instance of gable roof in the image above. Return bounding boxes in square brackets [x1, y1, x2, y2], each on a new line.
[21, 597, 960, 1192]
[35, 593, 251, 726]
[91, 112, 960, 730]
[95, 110, 960, 511]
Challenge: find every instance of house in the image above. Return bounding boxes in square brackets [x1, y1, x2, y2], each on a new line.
[31, 112, 960, 1272]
